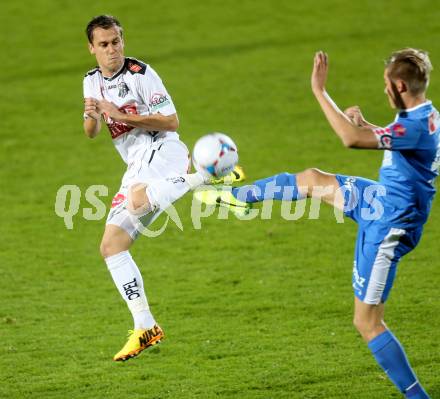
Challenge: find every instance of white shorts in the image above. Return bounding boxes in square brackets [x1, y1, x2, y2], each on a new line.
[106, 136, 190, 240]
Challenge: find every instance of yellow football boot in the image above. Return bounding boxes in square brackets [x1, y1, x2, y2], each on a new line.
[211, 165, 246, 185]
[113, 324, 164, 361]
[193, 186, 252, 217]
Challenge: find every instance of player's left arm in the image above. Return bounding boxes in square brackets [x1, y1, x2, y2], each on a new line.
[344, 106, 380, 129]
[311, 51, 379, 149]
[97, 100, 179, 131]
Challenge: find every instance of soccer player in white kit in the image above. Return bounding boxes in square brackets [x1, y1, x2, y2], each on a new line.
[83, 15, 214, 361]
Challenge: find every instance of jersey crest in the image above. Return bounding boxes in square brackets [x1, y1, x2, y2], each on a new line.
[118, 81, 129, 98]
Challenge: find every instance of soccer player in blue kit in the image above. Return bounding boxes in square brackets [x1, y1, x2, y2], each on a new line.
[207, 49, 438, 397]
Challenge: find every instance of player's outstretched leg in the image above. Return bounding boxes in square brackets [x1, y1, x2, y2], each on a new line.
[231, 168, 342, 205]
[354, 298, 430, 398]
[195, 168, 343, 212]
[100, 225, 164, 361]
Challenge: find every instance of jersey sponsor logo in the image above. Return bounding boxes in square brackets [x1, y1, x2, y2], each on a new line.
[149, 93, 170, 111]
[373, 127, 392, 149]
[103, 103, 138, 139]
[128, 61, 142, 73]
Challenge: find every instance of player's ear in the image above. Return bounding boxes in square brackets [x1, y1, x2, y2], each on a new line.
[88, 42, 95, 55]
[396, 79, 408, 94]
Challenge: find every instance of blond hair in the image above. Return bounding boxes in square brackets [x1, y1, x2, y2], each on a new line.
[386, 48, 432, 95]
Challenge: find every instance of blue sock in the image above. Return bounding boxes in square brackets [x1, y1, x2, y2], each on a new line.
[368, 330, 430, 398]
[231, 172, 304, 203]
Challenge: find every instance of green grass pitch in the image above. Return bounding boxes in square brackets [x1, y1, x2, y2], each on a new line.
[1, 0, 439, 398]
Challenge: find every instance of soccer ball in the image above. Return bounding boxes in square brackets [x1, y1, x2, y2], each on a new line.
[192, 133, 238, 178]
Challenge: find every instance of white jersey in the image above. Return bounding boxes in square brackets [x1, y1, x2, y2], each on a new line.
[83, 57, 179, 164]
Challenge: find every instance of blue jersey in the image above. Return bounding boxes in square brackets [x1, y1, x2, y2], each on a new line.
[373, 101, 440, 227]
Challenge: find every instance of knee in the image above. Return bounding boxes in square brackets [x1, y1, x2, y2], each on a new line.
[301, 168, 322, 182]
[297, 168, 323, 196]
[353, 315, 383, 342]
[100, 238, 113, 259]
[100, 226, 133, 259]
[353, 314, 364, 334]
[100, 235, 128, 258]
[127, 183, 151, 215]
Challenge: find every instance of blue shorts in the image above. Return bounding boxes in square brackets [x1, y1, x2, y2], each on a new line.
[335, 175, 423, 304]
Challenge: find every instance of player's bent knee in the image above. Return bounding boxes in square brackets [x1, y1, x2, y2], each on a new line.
[100, 236, 130, 258]
[127, 183, 152, 215]
[297, 168, 324, 195]
[100, 239, 115, 258]
[100, 225, 134, 259]
[353, 316, 371, 340]
[353, 315, 383, 341]
[303, 168, 324, 182]
[353, 315, 364, 332]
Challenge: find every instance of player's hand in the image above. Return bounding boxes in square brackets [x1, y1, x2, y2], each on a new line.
[97, 99, 123, 120]
[344, 106, 366, 127]
[311, 51, 328, 94]
[84, 97, 102, 120]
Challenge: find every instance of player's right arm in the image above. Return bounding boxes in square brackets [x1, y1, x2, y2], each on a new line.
[83, 98, 102, 138]
[311, 51, 381, 149]
[83, 74, 102, 138]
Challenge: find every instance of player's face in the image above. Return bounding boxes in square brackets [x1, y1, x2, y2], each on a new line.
[384, 69, 397, 109]
[384, 68, 407, 110]
[89, 26, 124, 76]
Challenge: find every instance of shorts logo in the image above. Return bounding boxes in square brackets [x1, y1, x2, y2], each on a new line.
[149, 93, 170, 111]
[342, 177, 359, 211]
[111, 193, 126, 208]
[352, 261, 365, 296]
[344, 176, 356, 190]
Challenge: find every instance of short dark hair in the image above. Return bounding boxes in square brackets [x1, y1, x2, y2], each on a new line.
[386, 48, 433, 95]
[86, 15, 123, 44]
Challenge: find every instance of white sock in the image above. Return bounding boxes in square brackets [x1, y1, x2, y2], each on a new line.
[145, 172, 206, 211]
[183, 172, 209, 189]
[105, 251, 156, 329]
